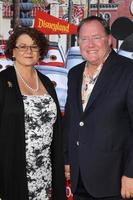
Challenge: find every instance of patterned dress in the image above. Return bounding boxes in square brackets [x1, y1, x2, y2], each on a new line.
[23, 94, 57, 200]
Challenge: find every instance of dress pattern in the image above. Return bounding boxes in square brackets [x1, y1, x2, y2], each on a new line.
[23, 94, 57, 200]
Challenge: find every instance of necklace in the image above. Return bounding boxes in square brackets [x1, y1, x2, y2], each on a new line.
[84, 62, 102, 81]
[14, 66, 39, 92]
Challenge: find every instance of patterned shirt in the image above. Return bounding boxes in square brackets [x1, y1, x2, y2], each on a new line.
[82, 64, 102, 111]
[81, 49, 111, 111]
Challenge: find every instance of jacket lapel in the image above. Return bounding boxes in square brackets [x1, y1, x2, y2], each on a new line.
[75, 62, 86, 114]
[37, 71, 60, 108]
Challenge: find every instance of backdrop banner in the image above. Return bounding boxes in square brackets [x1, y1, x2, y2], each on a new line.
[34, 10, 77, 35]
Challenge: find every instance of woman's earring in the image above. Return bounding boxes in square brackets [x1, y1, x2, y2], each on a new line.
[37, 60, 40, 66]
[12, 56, 16, 61]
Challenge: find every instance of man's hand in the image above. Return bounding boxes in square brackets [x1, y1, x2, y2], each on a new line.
[121, 176, 133, 198]
[64, 165, 70, 181]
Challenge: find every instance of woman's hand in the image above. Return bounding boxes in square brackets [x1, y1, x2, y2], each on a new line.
[64, 165, 71, 181]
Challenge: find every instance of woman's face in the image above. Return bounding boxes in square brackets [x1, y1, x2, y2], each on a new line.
[13, 34, 40, 68]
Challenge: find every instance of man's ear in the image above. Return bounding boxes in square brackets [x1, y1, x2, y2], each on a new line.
[77, 38, 79, 46]
[108, 35, 113, 47]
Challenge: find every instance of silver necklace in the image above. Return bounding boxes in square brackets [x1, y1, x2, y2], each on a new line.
[14, 65, 39, 92]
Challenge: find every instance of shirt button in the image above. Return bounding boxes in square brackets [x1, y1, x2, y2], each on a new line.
[76, 141, 79, 146]
[79, 121, 84, 126]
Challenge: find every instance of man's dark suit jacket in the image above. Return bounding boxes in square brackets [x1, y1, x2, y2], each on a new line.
[63, 50, 133, 198]
[0, 66, 66, 200]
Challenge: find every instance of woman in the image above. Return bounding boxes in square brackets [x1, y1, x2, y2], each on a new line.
[0, 27, 66, 200]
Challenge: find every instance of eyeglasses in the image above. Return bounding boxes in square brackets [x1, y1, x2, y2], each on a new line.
[15, 45, 40, 52]
[79, 35, 106, 44]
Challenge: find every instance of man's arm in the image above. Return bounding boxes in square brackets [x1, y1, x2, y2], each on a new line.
[122, 73, 133, 198]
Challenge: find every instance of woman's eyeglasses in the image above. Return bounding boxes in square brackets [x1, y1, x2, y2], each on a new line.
[15, 45, 40, 52]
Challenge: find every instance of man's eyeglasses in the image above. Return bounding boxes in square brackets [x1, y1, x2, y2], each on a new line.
[79, 35, 106, 44]
[15, 45, 40, 52]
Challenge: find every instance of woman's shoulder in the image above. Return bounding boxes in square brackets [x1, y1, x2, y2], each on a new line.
[0, 66, 15, 81]
[0, 66, 14, 79]
[37, 70, 55, 88]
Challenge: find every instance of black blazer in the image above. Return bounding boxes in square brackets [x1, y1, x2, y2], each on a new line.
[63, 50, 133, 198]
[0, 66, 66, 200]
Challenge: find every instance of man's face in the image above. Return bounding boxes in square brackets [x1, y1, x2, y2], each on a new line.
[78, 20, 112, 66]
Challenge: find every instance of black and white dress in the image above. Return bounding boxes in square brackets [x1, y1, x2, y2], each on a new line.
[23, 93, 57, 200]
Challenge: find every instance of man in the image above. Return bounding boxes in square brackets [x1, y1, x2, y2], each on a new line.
[63, 16, 133, 200]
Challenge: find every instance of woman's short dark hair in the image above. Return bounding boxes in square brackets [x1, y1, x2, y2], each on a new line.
[5, 27, 49, 60]
[77, 16, 110, 38]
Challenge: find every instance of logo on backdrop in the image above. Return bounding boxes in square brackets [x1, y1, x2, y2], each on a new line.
[34, 10, 77, 35]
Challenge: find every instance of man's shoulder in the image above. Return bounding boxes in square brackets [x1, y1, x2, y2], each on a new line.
[109, 50, 133, 71]
[68, 61, 86, 76]
[118, 55, 133, 74]
[113, 50, 133, 65]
